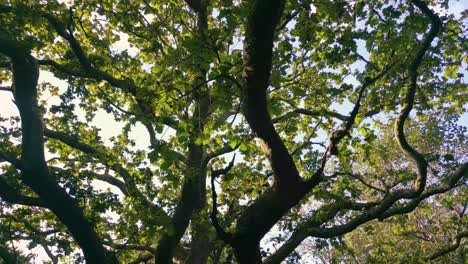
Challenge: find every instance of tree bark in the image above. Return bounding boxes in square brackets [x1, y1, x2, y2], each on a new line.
[154, 142, 208, 264]
[228, 1, 310, 261]
[233, 239, 262, 264]
[0, 33, 116, 264]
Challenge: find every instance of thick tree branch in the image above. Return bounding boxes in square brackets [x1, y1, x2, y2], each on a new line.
[0, 176, 46, 207]
[264, 200, 376, 264]
[394, 0, 441, 194]
[242, 0, 302, 194]
[326, 64, 394, 157]
[90, 171, 130, 196]
[0, 30, 115, 263]
[38, 59, 94, 78]
[228, 0, 381, 260]
[379, 163, 467, 219]
[44, 129, 170, 224]
[44, 129, 100, 155]
[265, 163, 466, 264]
[229, 1, 312, 262]
[300, 66, 392, 194]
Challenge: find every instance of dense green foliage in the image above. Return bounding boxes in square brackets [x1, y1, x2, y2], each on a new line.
[0, 0, 466, 263]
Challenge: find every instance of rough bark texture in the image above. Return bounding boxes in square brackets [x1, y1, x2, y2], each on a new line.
[231, 0, 311, 262]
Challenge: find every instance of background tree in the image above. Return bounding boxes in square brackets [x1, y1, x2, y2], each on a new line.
[293, 116, 467, 263]
[0, 0, 466, 263]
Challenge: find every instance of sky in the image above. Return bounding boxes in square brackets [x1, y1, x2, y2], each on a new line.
[0, 0, 467, 263]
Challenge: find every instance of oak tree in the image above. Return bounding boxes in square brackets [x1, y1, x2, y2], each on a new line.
[0, 0, 466, 263]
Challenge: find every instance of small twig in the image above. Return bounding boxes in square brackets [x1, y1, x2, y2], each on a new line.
[113, 228, 140, 256]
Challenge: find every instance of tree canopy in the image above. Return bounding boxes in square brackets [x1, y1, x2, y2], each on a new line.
[0, 0, 466, 263]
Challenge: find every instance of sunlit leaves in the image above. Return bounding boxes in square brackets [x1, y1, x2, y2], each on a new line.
[0, 0, 466, 262]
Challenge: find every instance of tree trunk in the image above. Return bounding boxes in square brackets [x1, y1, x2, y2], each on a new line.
[185, 208, 213, 264]
[233, 240, 262, 264]
[154, 3, 210, 263]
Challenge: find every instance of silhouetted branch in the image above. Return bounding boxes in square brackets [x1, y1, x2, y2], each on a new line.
[210, 154, 236, 244]
[426, 231, 468, 260]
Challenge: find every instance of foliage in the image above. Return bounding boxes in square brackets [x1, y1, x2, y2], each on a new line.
[0, 0, 466, 263]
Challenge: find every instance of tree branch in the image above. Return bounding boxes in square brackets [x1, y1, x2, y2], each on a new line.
[309, 163, 467, 238]
[210, 155, 236, 244]
[0, 148, 23, 170]
[0, 245, 18, 264]
[426, 231, 468, 260]
[9, 215, 60, 264]
[38, 10, 181, 138]
[0, 86, 11, 92]
[205, 143, 240, 164]
[242, 0, 302, 193]
[38, 59, 94, 78]
[0, 176, 46, 207]
[394, 0, 442, 194]
[44, 128, 170, 224]
[129, 254, 153, 264]
[272, 108, 349, 124]
[0, 29, 114, 263]
[344, 172, 387, 193]
[266, 163, 466, 263]
[52, 167, 130, 197]
[264, 199, 376, 264]
[326, 64, 394, 157]
[104, 241, 156, 254]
